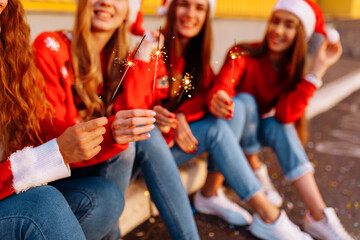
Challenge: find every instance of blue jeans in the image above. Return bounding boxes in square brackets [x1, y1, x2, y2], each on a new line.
[0, 185, 86, 240]
[171, 115, 262, 202]
[135, 127, 200, 240]
[234, 93, 314, 181]
[54, 144, 136, 240]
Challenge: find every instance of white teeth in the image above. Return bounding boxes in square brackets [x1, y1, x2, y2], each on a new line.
[182, 22, 194, 27]
[96, 11, 111, 18]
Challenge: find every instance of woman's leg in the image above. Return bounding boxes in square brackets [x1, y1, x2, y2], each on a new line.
[135, 126, 199, 240]
[259, 117, 324, 215]
[70, 144, 136, 239]
[260, 117, 354, 239]
[51, 177, 124, 240]
[172, 116, 313, 239]
[0, 185, 86, 240]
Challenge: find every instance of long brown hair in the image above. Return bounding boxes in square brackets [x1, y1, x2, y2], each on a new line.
[71, 0, 129, 120]
[238, 16, 308, 144]
[0, 0, 50, 161]
[162, 0, 213, 109]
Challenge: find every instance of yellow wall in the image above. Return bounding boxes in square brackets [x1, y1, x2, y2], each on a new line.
[21, 0, 75, 12]
[319, 0, 360, 18]
[22, 0, 360, 19]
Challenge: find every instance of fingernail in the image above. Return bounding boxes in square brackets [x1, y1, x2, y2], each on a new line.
[151, 118, 156, 122]
[169, 114, 175, 118]
[150, 124, 155, 129]
[226, 115, 233, 120]
[151, 111, 156, 116]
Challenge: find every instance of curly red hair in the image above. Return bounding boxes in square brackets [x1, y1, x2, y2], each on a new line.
[0, 0, 51, 161]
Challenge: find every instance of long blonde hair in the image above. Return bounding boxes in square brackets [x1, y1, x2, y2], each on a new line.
[0, 0, 51, 161]
[238, 16, 308, 144]
[71, 0, 129, 120]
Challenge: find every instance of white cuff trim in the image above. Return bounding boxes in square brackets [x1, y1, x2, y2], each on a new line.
[305, 73, 323, 89]
[9, 139, 71, 194]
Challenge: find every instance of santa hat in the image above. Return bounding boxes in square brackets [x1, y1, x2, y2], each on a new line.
[157, 0, 217, 18]
[273, 0, 327, 40]
[129, 0, 145, 36]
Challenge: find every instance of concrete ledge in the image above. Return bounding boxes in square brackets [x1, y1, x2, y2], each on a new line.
[119, 154, 208, 236]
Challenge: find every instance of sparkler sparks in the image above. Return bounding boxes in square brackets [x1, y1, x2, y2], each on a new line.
[111, 35, 146, 100]
[229, 41, 245, 84]
[153, 26, 162, 93]
[176, 72, 195, 104]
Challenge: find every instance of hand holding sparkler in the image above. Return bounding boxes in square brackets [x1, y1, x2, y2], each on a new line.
[153, 105, 178, 133]
[111, 109, 156, 144]
[209, 90, 234, 120]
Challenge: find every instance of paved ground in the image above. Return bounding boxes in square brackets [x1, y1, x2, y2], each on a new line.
[124, 88, 360, 240]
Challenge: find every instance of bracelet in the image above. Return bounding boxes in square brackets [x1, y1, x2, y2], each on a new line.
[305, 73, 323, 88]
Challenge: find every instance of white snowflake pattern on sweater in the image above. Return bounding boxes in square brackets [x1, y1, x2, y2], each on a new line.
[44, 36, 60, 52]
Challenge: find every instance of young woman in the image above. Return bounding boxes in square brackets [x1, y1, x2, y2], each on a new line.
[0, 0, 127, 239]
[116, 0, 316, 239]
[31, 0, 157, 238]
[198, 0, 354, 239]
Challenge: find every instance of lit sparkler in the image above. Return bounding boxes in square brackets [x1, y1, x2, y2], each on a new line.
[229, 40, 245, 84]
[111, 35, 146, 100]
[177, 72, 194, 104]
[153, 26, 162, 93]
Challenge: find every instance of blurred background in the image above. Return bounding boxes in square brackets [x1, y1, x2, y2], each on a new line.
[23, 0, 360, 72]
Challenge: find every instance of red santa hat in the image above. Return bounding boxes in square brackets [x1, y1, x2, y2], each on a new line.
[157, 0, 217, 17]
[272, 0, 327, 40]
[129, 0, 145, 36]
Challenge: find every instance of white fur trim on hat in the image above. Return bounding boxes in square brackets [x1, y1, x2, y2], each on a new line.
[273, 0, 316, 39]
[157, 0, 217, 17]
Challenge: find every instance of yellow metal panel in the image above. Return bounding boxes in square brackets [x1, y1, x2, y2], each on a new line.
[142, 0, 162, 15]
[319, 0, 360, 18]
[21, 0, 76, 12]
[142, 0, 278, 18]
[216, 0, 277, 19]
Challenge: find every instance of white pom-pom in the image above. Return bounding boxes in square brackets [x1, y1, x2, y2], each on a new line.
[327, 28, 340, 44]
[157, 6, 168, 16]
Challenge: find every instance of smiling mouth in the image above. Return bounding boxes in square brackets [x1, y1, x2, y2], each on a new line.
[95, 10, 112, 19]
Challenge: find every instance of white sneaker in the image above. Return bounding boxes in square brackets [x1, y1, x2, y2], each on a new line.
[250, 210, 313, 240]
[193, 188, 252, 226]
[303, 208, 354, 240]
[254, 164, 283, 207]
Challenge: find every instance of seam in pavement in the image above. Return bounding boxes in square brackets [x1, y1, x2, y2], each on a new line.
[307, 69, 360, 119]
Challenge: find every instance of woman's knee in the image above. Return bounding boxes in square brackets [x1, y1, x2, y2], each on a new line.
[0, 186, 86, 240]
[236, 93, 257, 113]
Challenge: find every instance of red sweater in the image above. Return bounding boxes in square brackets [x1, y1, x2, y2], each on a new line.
[114, 55, 214, 140]
[208, 46, 317, 123]
[33, 31, 128, 168]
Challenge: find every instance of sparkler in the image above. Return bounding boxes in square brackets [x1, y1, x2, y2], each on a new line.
[111, 35, 146, 100]
[177, 72, 194, 104]
[229, 40, 246, 84]
[153, 26, 162, 93]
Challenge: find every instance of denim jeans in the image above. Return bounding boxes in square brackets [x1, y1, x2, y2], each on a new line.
[234, 93, 314, 181]
[53, 143, 136, 240]
[171, 115, 262, 202]
[135, 127, 200, 240]
[0, 185, 86, 240]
